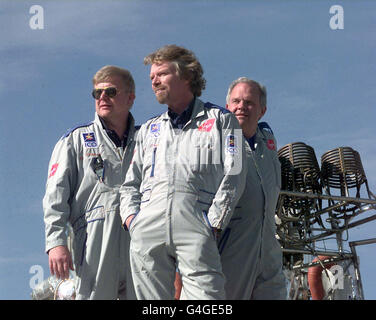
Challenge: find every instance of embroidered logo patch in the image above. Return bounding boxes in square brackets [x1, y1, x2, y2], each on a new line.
[150, 123, 161, 137]
[83, 132, 97, 148]
[198, 118, 215, 132]
[226, 134, 238, 154]
[49, 163, 59, 178]
[267, 139, 276, 150]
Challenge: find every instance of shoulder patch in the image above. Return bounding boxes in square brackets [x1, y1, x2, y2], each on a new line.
[60, 121, 93, 140]
[258, 122, 274, 135]
[266, 139, 276, 150]
[204, 102, 230, 114]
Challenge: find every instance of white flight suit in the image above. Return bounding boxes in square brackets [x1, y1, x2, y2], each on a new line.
[120, 98, 246, 300]
[43, 113, 138, 300]
[218, 122, 287, 300]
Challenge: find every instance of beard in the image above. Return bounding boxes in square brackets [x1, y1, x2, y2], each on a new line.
[154, 88, 169, 104]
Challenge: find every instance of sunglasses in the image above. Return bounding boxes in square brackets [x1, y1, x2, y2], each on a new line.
[92, 87, 119, 99]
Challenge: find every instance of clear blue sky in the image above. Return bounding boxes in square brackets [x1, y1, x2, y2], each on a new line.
[1, 0, 375, 299]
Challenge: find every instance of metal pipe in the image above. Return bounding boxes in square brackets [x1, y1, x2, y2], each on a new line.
[347, 238, 376, 299]
[282, 248, 352, 257]
[279, 190, 376, 205]
[349, 238, 376, 247]
[293, 256, 353, 270]
[349, 245, 364, 299]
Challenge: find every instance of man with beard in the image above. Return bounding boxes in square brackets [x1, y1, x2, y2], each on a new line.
[120, 45, 245, 299]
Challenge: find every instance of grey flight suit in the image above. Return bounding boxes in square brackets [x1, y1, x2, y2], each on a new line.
[120, 98, 246, 300]
[218, 122, 287, 300]
[43, 113, 137, 300]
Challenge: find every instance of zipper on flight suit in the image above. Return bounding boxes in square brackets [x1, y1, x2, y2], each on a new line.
[250, 147, 266, 260]
[150, 147, 157, 177]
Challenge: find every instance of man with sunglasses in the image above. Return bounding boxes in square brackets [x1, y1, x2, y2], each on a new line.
[43, 65, 137, 299]
[120, 45, 246, 299]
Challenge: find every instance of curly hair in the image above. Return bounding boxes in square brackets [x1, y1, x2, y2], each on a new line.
[144, 44, 206, 97]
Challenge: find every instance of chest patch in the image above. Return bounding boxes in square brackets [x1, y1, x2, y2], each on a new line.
[82, 132, 97, 148]
[198, 118, 215, 132]
[226, 134, 238, 154]
[150, 123, 161, 137]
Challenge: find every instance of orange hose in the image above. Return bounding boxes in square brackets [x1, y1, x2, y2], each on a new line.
[174, 272, 182, 300]
[308, 255, 335, 300]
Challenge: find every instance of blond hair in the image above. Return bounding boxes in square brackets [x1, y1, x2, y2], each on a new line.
[92, 65, 135, 94]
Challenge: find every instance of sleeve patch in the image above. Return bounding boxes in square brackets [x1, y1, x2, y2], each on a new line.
[48, 163, 59, 178]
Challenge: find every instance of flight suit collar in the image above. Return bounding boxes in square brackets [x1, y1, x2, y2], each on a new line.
[94, 112, 136, 147]
[167, 98, 195, 129]
[160, 97, 206, 127]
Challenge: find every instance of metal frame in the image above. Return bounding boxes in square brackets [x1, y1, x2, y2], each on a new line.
[277, 189, 376, 299]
